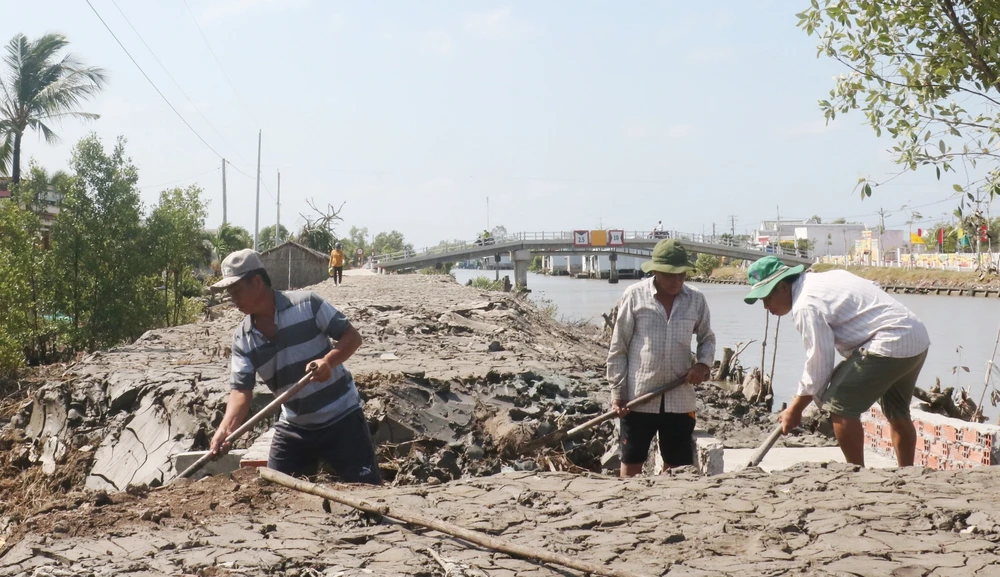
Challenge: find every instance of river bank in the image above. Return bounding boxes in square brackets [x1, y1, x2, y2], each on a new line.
[705, 264, 1000, 295]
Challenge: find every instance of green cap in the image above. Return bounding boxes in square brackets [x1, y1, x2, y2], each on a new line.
[743, 256, 805, 304]
[641, 239, 696, 274]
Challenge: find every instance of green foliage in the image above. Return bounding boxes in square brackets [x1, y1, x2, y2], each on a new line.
[256, 224, 289, 251]
[528, 255, 544, 272]
[296, 226, 335, 253]
[695, 254, 721, 277]
[468, 276, 505, 291]
[0, 135, 217, 374]
[0, 197, 35, 379]
[0, 33, 107, 183]
[336, 226, 369, 267]
[147, 185, 208, 326]
[831, 217, 847, 224]
[213, 223, 252, 262]
[373, 230, 413, 256]
[798, 1, 1000, 199]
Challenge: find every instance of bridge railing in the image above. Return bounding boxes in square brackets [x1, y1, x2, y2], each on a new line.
[371, 231, 811, 264]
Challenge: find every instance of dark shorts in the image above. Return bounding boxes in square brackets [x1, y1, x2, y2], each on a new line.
[620, 411, 696, 466]
[268, 408, 382, 484]
[824, 349, 928, 420]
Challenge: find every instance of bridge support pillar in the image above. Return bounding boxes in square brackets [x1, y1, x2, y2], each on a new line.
[609, 251, 619, 284]
[511, 249, 531, 290]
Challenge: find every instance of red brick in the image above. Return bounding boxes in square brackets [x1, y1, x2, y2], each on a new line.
[941, 424, 958, 442]
[926, 454, 940, 469]
[864, 421, 878, 436]
[963, 428, 979, 444]
[915, 437, 926, 452]
[930, 441, 950, 457]
[921, 421, 937, 436]
[967, 448, 986, 464]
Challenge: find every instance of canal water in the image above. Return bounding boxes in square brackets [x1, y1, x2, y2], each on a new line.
[451, 268, 1000, 420]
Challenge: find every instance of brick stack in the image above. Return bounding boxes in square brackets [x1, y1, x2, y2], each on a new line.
[862, 405, 1000, 470]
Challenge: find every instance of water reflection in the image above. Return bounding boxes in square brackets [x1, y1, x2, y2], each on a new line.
[451, 268, 1000, 420]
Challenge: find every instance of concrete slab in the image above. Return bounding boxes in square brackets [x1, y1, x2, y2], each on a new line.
[172, 449, 246, 478]
[723, 447, 899, 473]
[240, 428, 275, 468]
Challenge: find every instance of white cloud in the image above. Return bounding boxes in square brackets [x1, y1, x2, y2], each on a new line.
[665, 124, 695, 138]
[421, 30, 455, 56]
[199, 0, 304, 25]
[463, 7, 513, 39]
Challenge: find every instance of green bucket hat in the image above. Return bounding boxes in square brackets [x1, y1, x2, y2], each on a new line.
[744, 256, 805, 304]
[641, 239, 696, 274]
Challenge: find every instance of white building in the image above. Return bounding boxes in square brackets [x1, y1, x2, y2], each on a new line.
[794, 223, 868, 257]
[754, 220, 807, 247]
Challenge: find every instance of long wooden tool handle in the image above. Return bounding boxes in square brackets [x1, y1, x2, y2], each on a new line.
[565, 375, 689, 437]
[260, 468, 653, 577]
[177, 369, 316, 479]
[744, 424, 783, 469]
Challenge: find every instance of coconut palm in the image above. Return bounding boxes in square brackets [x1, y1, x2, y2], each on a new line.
[0, 33, 107, 184]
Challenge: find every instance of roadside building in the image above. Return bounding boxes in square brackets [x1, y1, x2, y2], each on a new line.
[793, 223, 868, 257]
[259, 241, 331, 290]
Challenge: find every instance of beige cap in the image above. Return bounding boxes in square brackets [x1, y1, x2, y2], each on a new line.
[211, 249, 264, 291]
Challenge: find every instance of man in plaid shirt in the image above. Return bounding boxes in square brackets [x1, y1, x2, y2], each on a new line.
[607, 239, 715, 476]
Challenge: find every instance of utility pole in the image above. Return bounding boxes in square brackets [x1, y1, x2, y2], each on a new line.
[712, 222, 716, 242]
[221, 158, 227, 227]
[486, 196, 490, 231]
[253, 130, 261, 251]
[729, 215, 735, 237]
[877, 207, 887, 266]
[276, 169, 281, 245]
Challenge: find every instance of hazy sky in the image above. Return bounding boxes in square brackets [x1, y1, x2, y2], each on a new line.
[8, 1, 967, 248]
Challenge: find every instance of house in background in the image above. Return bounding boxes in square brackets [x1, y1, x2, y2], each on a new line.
[259, 241, 330, 290]
[754, 219, 807, 248]
[794, 223, 868, 257]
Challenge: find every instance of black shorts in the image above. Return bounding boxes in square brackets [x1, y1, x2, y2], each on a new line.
[620, 411, 696, 467]
[268, 408, 382, 484]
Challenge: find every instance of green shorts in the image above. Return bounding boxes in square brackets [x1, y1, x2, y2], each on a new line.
[822, 348, 928, 420]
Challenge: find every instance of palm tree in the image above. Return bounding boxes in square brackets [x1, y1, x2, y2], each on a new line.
[0, 33, 107, 184]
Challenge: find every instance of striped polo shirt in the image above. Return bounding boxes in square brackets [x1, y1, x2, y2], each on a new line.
[230, 290, 361, 429]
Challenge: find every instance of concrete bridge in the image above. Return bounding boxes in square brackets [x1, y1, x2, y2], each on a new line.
[372, 230, 812, 288]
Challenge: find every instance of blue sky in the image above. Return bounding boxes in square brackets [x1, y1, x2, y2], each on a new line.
[8, 0, 965, 248]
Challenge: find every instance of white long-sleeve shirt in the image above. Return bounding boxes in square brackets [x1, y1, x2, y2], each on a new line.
[607, 278, 716, 413]
[790, 270, 930, 401]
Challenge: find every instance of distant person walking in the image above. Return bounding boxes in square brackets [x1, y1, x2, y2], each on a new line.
[329, 242, 345, 286]
[607, 239, 715, 476]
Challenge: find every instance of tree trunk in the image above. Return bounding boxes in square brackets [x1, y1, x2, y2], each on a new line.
[715, 347, 735, 381]
[11, 131, 22, 184]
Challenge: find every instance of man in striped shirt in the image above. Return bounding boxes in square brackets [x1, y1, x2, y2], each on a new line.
[209, 249, 381, 484]
[608, 240, 715, 476]
[744, 256, 930, 467]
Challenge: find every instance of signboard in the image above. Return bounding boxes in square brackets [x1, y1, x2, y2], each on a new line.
[608, 229, 625, 246]
[356, 247, 364, 256]
[573, 230, 590, 247]
[590, 230, 608, 247]
[757, 236, 770, 245]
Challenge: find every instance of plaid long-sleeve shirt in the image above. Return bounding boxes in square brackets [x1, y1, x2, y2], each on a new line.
[607, 278, 716, 413]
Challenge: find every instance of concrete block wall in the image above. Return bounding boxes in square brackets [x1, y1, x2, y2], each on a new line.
[862, 405, 1000, 470]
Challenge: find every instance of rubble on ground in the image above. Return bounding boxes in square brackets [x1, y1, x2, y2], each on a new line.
[4, 464, 1000, 576]
[1, 273, 834, 564]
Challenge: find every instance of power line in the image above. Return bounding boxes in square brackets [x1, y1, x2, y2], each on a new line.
[85, 0, 236, 165]
[139, 166, 219, 190]
[180, 0, 264, 131]
[108, 0, 254, 171]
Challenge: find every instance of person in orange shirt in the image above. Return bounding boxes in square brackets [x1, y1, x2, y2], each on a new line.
[329, 242, 345, 286]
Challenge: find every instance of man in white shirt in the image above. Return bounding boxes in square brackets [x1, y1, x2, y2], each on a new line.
[608, 239, 715, 476]
[744, 256, 930, 467]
